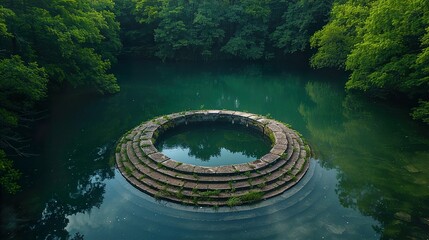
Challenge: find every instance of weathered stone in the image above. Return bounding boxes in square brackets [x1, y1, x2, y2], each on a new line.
[207, 183, 228, 190]
[202, 167, 217, 174]
[220, 110, 235, 115]
[175, 163, 195, 173]
[148, 152, 169, 163]
[267, 123, 282, 132]
[248, 115, 263, 121]
[261, 153, 279, 164]
[270, 147, 285, 156]
[193, 166, 210, 174]
[141, 145, 157, 155]
[250, 159, 267, 169]
[139, 140, 151, 147]
[145, 124, 159, 132]
[162, 159, 179, 169]
[233, 164, 253, 172]
[257, 118, 269, 125]
[152, 117, 168, 125]
[115, 110, 310, 207]
[273, 143, 288, 152]
[183, 181, 199, 189]
[207, 110, 220, 114]
[274, 132, 287, 141]
[216, 165, 236, 174]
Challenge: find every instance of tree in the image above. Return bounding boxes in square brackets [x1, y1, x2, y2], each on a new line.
[1, 0, 121, 93]
[310, 0, 372, 68]
[0, 55, 47, 193]
[271, 0, 334, 54]
[130, 0, 334, 60]
[0, 149, 21, 193]
[0, 0, 122, 193]
[311, 0, 429, 123]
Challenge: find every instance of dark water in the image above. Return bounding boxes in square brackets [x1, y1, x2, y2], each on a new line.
[155, 123, 272, 166]
[1, 60, 429, 240]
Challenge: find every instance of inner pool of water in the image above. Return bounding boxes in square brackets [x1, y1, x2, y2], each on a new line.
[155, 123, 272, 166]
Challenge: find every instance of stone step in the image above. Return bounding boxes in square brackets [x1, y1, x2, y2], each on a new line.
[126, 133, 303, 184]
[120, 158, 310, 207]
[121, 140, 305, 193]
[118, 149, 309, 206]
[115, 110, 312, 206]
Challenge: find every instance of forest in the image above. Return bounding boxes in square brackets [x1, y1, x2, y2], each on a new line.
[0, 0, 428, 193]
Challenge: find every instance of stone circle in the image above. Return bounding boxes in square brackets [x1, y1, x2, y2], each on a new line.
[115, 110, 311, 207]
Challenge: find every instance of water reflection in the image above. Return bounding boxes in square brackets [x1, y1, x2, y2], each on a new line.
[300, 81, 429, 239]
[155, 123, 271, 166]
[1, 107, 116, 239]
[64, 162, 379, 240]
[1, 61, 428, 239]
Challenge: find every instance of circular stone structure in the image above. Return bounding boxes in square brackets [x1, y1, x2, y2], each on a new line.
[115, 110, 311, 207]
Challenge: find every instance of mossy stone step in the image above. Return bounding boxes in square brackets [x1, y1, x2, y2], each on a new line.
[115, 110, 311, 206]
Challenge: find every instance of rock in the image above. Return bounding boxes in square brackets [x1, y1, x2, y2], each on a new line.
[115, 110, 311, 206]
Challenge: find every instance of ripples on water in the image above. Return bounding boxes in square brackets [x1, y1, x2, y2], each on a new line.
[65, 160, 379, 239]
[2, 61, 429, 239]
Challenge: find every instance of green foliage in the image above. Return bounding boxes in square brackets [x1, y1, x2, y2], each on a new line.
[130, 0, 333, 60]
[311, 0, 429, 124]
[0, 56, 48, 121]
[0, 150, 21, 194]
[0, 0, 121, 93]
[0, 6, 13, 37]
[241, 191, 264, 202]
[226, 191, 264, 207]
[226, 196, 242, 207]
[411, 101, 429, 124]
[310, 1, 372, 68]
[272, 0, 334, 53]
[0, 56, 48, 152]
[198, 189, 221, 197]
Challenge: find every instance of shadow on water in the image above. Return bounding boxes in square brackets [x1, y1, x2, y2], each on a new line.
[1, 60, 428, 239]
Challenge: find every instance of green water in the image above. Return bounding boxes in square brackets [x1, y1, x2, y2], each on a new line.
[1, 60, 429, 240]
[155, 123, 272, 166]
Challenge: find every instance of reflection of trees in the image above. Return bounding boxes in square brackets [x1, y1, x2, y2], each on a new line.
[300, 81, 429, 239]
[1, 89, 118, 239]
[2, 159, 113, 239]
[157, 123, 271, 161]
[30, 169, 111, 239]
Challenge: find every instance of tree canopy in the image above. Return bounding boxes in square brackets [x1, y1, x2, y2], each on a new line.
[0, 0, 121, 193]
[311, 0, 429, 123]
[122, 0, 333, 60]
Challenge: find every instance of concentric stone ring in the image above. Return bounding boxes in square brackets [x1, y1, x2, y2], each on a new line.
[115, 110, 310, 206]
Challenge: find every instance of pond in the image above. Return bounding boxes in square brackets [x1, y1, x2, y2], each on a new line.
[155, 122, 272, 166]
[1, 60, 429, 239]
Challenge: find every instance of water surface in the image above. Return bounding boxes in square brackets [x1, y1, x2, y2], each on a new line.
[155, 123, 272, 166]
[1, 60, 429, 240]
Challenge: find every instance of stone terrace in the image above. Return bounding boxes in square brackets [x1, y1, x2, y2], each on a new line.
[115, 110, 311, 207]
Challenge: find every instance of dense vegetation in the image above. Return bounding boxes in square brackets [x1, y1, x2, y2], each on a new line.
[0, 0, 121, 193]
[0, 0, 428, 193]
[310, 0, 429, 124]
[117, 0, 333, 60]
